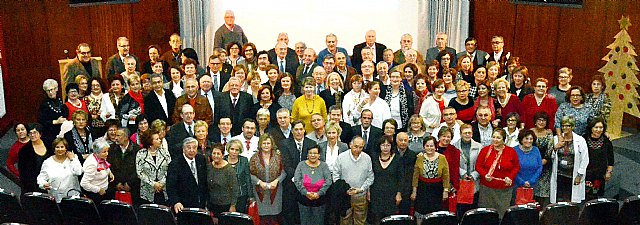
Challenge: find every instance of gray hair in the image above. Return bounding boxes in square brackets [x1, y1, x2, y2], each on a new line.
[92, 139, 110, 154]
[43, 79, 58, 91]
[182, 137, 198, 148]
[257, 108, 270, 117]
[276, 107, 290, 115]
[326, 33, 337, 39]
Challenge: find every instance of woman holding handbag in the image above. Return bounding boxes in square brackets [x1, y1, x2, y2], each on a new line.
[453, 124, 483, 217]
[513, 130, 542, 205]
[475, 129, 520, 218]
[136, 129, 171, 204]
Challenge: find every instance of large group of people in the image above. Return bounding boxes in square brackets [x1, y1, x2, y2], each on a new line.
[6, 9, 617, 225]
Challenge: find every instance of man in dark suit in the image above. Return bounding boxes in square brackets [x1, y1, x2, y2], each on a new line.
[166, 137, 208, 213]
[360, 61, 380, 86]
[171, 79, 212, 125]
[328, 105, 354, 143]
[63, 43, 102, 87]
[267, 108, 292, 149]
[280, 120, 316, 225]
[268, 33, 298, 70]
[456, 37, 488, 68]
[352, 109, 383, 156]
[335, 52, 358, 92]
[426, 32, 457, 68]
[395, 132, 417, 214]
[144, 74, 177, 126]
[142, 45, 170, 80]
[218, 77, 254, 136]
[199, 75, 222, 124]
[352, 30, 387, 72]
[166, 104, 196, 159]
[208, 117, 233, 146]
[106, 36, 140, 80]
[487, 35, 511, 75]
[270, 41, 299, 75]
[108, 128, 141, 205]
[295, 48, 318, 88]
[203, 53, 231, 92]
[471, 106, 494, 147]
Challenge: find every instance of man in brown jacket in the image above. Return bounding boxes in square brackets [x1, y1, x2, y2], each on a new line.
[172, 78, 212, 125]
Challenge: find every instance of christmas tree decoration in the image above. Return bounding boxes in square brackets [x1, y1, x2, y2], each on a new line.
[598, 16, 640, 139]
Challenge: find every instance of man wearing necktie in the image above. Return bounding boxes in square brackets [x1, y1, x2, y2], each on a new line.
[295, 48, 318, 91]
[456, 37, 488, 68]
[205, 53, 230, 92]
[166, 137, 208, 213]
[166, 104, 196, 159]
[312, 66, 327, 95]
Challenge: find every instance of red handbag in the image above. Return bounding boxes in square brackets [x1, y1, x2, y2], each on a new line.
[515, 187, 534, 205]
[448, 193, 457, 213]
[247, 199, 260, 225]
[114, 191, 132, 205]
[458, 180, 475, 204]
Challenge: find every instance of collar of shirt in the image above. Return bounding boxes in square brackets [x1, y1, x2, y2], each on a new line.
[225, 24, 234, 31]
[350, 152, 362, 161]
[184, 122, 193, 132]
[330, 87, 343, 95]
[183, 154, 195, 166]
[281, 125, 292, 135]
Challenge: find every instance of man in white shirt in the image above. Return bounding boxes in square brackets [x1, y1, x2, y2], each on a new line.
[199, 75, 221, 122]
[209, 117, 233, 148]
[166, 104, 196, 158]
[361, 60, 376, 85]
[432, 107, 462, 144]
[231, 119, 259, 158]
[296, 48, 318, 87]
[144, 73, 176, 125]
[487, 36, 511, 74]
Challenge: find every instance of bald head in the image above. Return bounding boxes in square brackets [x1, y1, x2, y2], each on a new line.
[365, 30, 376, 46]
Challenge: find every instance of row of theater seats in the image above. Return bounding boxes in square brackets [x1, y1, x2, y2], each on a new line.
[1, 187, 639, 225]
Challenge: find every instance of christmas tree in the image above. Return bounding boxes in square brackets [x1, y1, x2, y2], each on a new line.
[598, 16, 640, 139]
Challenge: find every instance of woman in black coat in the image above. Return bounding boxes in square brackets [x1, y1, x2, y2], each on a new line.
[319, 72, 345, 111]
[19, 123, 52, 193]
[38, 79, 69, 146]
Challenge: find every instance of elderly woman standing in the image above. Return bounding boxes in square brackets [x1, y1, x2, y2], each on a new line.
[37, 138, 83, 201]
[514, 130, 543, 192]
[408, 115, 429, 153]
[277, 73, 297, 111]
[194, 120, 213, 161]
[256, 109, 272, 137]
[224, 139, 253, 213]
[108, 75, 126, 112]
[509, 66, 534, 101]
[226, 42, 246, 68]
[449, 80, 475, 123]
[64, 83, 89, 120]
[292, 77, 327, 134]
[369, 136, 403, 224]
[319, 72, 345, 111]
[476, 129, 520, 217]
[584, 75, 612, 123]
[252, 86, 282, 128]
[119, 74, 145, 132]
[420, 79, 449, 135]
[250, 134, 286, 223]
[38, 79, 69, 144]
[555, 86, 595, 136]
[64, 110, 94, 163]
[494, 78, 523, 128]
[549, 67, 573, 106]
[521, 78, 558, 130]
[81, 139, 115, 203]
[208, 143, 240, 216]
[136, 129, 171, 204]
[413, 74, 430, 114]
[19, 123, 53, 193]
[7, 123, 29, 177]
[456, 55, 474, 84]
[411, 136, 450, 223]
[319, 121, 348, 169]
[550, 116, 589, 204]
[295, 145, 332, 225]
[381, 71, 414, 131]
[84, 77, 116, 137]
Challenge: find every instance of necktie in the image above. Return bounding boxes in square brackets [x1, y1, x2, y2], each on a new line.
[188, 125, 193, 137]
[304, 65, 310, 74]
[279, 61, 285, 73]
[223, 137, 227, 147]
[297, 142, 303, 161]
[316, 85, 321, 95]
[213, 74, 219, 91]
[246, 140, 251, 153]
[190, 160, 198, 184]
[363, 130, 369, 148]
[232, 98, 237, 108]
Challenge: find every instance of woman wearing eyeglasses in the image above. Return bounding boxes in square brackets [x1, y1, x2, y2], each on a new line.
[521, 78, 558, 130]
[550, 116, 589, 204]
[554, 86, 596, 137]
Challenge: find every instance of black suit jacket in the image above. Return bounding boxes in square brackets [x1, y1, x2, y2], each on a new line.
[218, 92, 254, 136]
[487, 51, 511, 75]
[338, 121, 355, 144]
[108, 141, 141, 200]
[203, 69, 232, 93]
[166, 122, 194, 159]
[396, 148, 417, 195]
[166, 154, 208, 208]
[144, 90, 177, 126]
[268, 48, 299, 75]
[352, 42, 387, 72]
[352, 125, 383, 156]
[105, 53, 140, 80]
[280, 137, 316, 183]
[267, 126, 291, 150]
[319, 89, 344, 113]
[471, 121, 495, 144]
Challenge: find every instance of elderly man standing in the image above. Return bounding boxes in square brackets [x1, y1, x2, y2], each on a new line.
[166, 137, 208, 213]
[268, 33, 298, 65]
[456, 37, 488, 68]
[393, 34, 425, 66]
[214, 10, 248, 49]
[63, 43, 102, 86]
[295, 48, 318, 87]
[317, 33, 352, 67]
[332, 136, 374, 225]
[172, 79, 212, 125]
[425, 32, 457, 67]
[352, 30, 387, 70]
[161, 33, 183, 67]
[106, 36, 140, 79]
[167, 104, 197, 158]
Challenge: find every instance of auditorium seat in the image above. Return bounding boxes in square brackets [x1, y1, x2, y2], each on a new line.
[579, 198, 619, 225]
[460, 208, 500, 225]
[0, 189, 27, 224]
[138, 204, 176, 225]
[423, 211, 457, 225]
[21, 192, 63, 225]
[176, 208, 213, 225]
[501, 205, 539, 225]
[99, 200, 138, 225]
[218, 212, 253, 225]
[619, 195, 640, 224]
[540, 202, 579, 225]
[59, 196, 100, 225]
[380, 214, 416, 225]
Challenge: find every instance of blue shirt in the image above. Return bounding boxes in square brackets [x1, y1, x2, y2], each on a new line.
[514, 145, 543, 187]
[317, 47, 352, 67]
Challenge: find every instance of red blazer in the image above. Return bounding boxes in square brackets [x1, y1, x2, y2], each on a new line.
[476, 145, 520, 189]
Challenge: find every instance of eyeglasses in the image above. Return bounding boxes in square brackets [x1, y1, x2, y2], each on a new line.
[536, 85, 547, 88]
[491, 41, 503, 44]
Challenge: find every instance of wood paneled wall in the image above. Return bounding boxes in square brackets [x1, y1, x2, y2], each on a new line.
[472, 0, 640, 88]
[0, 0, 179, 125]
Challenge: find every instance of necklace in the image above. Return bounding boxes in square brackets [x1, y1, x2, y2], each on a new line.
[309, 162, 320, 174]
[305, 97, 316, 114]
[69, 100, 82, 108]
[497, 94, 510, 107]
[47, 99, 62, 114]
[380, 153, 393, 162]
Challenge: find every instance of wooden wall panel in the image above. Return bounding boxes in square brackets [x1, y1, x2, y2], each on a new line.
[472, 1, 517, 53]
[513, 5, 560, 67]
[0, 0, 178, 124]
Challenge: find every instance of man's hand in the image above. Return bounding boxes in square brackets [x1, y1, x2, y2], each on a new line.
[174, 203, 184, 213]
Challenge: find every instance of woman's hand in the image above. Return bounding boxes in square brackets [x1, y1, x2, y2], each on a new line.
[109, 173, 115, 182]
[306, 192, 315, 200]
[410, 191, 417, 201]
[66, 151, 75, 160]
[485, 174, 493, 182]
[395, 192, 402, 205]
[258, 181, 267, 190]
[442, 191, 449, 200]
[605, 171, 612, 182]
[269, 179, 279, 190]
[153, 182, 163, 192]
[524, 181, 530, 188]
[229, 205, 236, 212]
[504, 177, 513, 186]
[99, 188, 106, 196]
[574, 176, 582, 185]
[55, 117, 66, 125]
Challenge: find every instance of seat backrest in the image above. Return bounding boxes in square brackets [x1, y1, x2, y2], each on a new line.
[138, 204, 176, 225]
[501, 205, 539, 225]
[541, 202, 579, 225]
[21, 192, 63, 225]
[59, 196, 100, 225]
[218, 212, 253, 225]
[99, 200, 138, 225]
[423, 211, 457, 225]
[620, 195, 640, 224]
[460, 208, 500, 225]
[0, 189, 27, 224]
[380, 215, 416, 225]
[176, 208, 213, 225]
[579, 198, 619, 225]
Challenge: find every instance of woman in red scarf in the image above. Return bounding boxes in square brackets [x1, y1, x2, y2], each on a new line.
[119, 74, 145, 132]
[80, 139, 115, 204]
[249, 134, 285, 225]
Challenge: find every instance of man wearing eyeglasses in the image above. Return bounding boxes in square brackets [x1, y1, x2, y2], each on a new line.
[456, 37, 488, 68]
[203, 52, 230, 92]
[63, 43, 102, 87]
[106, 36, 140, 80]
[487, 36, 511, 74]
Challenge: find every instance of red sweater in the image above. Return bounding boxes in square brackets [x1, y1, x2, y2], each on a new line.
[65, 100, 89, 120]
[439, 145, 461, 190]
[7, 141, 27, 177]
[521, 94, 558, 130]
[497, 94, 523, 128]
[476, 145, 520, 189]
